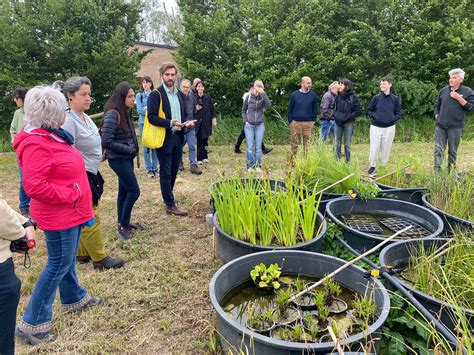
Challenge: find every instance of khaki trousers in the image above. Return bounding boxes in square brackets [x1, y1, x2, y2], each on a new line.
[77, 206, 107, 262]
[290, 121, 315, 157]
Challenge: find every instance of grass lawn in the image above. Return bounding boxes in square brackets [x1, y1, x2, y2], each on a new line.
[1, 140, 473, 353]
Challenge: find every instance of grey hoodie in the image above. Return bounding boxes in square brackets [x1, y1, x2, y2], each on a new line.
[242, 92, 271, 125]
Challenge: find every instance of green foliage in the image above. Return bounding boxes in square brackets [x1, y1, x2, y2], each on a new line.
[250, 263, 281, 290]
[0, 0, 144, 130]
[175, 0, 473, 120]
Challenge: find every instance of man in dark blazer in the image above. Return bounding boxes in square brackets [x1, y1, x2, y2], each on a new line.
[147, 63, 196, 216]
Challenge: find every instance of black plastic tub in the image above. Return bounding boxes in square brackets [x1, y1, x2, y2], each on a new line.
[213, 211, 327, 263]
[421, 194, 473, 235]
[379, 238, 474, 333]
[209, 250, 390, 354]
[209, 179, 286, 214]
[318, 192, 347, 213]
[376, 185, 428, 206]
[326, 198, 444, 253]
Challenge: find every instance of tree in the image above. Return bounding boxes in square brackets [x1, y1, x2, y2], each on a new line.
[0, 0, 145, 130]
[174, 0, 473, 117]
[139, 0, 182, 46]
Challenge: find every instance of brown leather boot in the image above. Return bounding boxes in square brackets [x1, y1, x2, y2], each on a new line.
[166, 204, 188, 216]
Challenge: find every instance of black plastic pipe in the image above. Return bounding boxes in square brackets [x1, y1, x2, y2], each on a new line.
[334, 235, 462, 351]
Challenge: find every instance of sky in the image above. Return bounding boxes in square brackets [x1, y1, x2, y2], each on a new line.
[162, 0, 178, 12]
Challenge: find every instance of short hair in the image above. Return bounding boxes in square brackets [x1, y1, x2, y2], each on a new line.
[381, 76, 392, 84]
[141, 75, 154, 90]
[51, 80, 65, 93]
[24, 86, 67, 129]
[328, 81, 339, 90]
[63, 77, 91, 99]
[301, 76, 312, 84]
[254, 80, 264, 89]
[160, 62, 178, 75]
[13, 87, 28, 100]
[339, 78, 352, 91]
[448, 68, 465, 79]
[181, 79, 191, 87]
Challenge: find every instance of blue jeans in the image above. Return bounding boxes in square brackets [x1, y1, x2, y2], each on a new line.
[244, 122, 265, 168]
[138, 123, 158, 173]
[156, 134, 183, 205]
[184, 129, 197, 165]
[334, 122, 355, 162]
[18, 162, 30, 209]
[19, 226, 90, 334]
[320, 120, 335, 141]
[0, 258, 21, 355]
[108, 158, 140, 227]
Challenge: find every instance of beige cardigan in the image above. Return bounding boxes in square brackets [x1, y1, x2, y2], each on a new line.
[0, 197, 28, 263]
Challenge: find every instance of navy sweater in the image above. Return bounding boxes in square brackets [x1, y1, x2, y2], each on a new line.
[367, 93, 403, 128]
[287, 90, 318, 122]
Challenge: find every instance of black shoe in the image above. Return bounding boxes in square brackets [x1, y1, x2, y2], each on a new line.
[368, 167, 376, 175]
[16, 328, 56, 345]
[190, 164, 202, 175]
[262, 147, 273, 155]
[77, 255, 91, 264]
[117, 227, 134, 240]
[234, 147, 243, 154]
[20, 208, 30, 218]
[129, 223, 145, 231]
[93, 256, 125, 270]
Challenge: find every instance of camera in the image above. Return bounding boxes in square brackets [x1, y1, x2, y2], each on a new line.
[10, 236, 36, 254]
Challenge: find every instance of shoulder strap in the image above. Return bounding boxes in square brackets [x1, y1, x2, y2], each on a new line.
[111, 109, 121, 127]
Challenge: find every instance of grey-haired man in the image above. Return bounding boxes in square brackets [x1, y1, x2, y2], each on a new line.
[433, 68, 474, 171]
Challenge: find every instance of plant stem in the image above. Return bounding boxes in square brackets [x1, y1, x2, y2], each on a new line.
[288, 225, 412, 302]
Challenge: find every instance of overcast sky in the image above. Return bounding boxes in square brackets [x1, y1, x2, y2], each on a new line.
[162, 0, 177, 12]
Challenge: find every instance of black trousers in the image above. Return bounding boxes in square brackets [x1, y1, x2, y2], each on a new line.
[157, 133, 183, 206]
[0, 258, 21, 355]
[235, 126, 267, 150]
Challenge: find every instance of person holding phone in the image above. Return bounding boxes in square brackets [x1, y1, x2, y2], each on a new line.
[147, 63, 196, 216]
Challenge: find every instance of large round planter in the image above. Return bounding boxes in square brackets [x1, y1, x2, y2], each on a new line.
[379, 238, 474, 333]
[209, 250, 390, 354]
[326, 198, 444, 254]
[213, 211, 327, 263]
[421, 194, 473, 235]
[318, 192, 347, 214]
[376, 184, 428, 206]
[209, 179, 286, 214]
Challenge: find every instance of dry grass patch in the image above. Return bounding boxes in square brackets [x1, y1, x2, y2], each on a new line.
[0, 141, 472, 353]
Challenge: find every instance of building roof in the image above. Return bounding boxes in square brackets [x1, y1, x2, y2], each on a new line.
[135, 41, 178, 50]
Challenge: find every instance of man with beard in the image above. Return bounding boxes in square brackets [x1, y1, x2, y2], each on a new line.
[147, 63, 196, 216]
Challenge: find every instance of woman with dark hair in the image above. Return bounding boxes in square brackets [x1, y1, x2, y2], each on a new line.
[136, 76, 158, 178]
[62, 76, 124, 269]
[194, 81, 216, 164]
[101, 82, 140, 240]
[333, 78, 362, 162]
[10, 87, 30, 217]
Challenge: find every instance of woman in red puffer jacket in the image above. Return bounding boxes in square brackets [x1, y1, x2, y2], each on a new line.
[13, 86, 101, 346]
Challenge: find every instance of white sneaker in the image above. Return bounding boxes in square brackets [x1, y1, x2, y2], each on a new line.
[203, 159, 209, 164]
[197, 161, 203, 165]
[246, 167, 254, 172]
[255, 167, 262, 172]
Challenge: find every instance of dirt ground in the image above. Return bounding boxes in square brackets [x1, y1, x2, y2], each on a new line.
[1, 141, 473, 354]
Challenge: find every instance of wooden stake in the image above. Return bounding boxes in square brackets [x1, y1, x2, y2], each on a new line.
[288, 225, 412, 302]
[373, 164, 411, 182]
[314, 173, 355, 196]
[327, 325, 344, 354]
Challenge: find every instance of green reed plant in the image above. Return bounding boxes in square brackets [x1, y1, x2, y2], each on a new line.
[408, 233, 474, 310]
[289, 142, 380, 199]
[425, 171, 473, 221]
[297, 181, 323, 242]
[270, 187, 299, 246]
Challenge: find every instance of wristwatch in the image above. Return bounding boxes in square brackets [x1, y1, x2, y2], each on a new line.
[23, 219, 37, 230]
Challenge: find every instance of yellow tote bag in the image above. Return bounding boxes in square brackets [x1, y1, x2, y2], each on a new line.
[142, 91, 166, 149]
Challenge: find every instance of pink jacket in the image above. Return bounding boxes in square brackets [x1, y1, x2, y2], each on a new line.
[13, 125, 93, 231]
